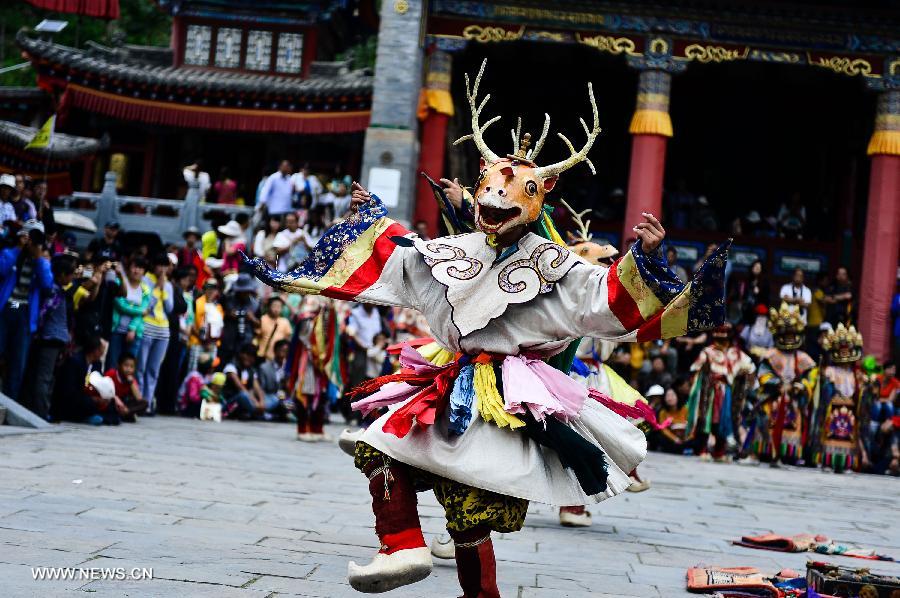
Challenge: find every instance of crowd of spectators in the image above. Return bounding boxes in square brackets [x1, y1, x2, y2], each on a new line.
[0, 164, 433, 440]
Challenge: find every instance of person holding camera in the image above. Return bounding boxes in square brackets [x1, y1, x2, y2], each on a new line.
[0, 219, 53, 400]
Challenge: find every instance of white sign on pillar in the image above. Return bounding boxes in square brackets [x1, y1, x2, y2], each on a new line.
[368, 167, 401, 208]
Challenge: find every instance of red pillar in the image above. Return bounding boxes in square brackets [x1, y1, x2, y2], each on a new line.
[621, 68, 673, 247]
[412, 50, 453, 238]
[414, 112, 449, 236]
[622, 134, 667, 246]
[858, 153, 900, 361]
[858, 90, 900, 362]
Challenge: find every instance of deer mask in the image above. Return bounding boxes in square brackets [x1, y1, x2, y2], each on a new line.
[454, 59, 601, 239]
[560, 199, 619, 266]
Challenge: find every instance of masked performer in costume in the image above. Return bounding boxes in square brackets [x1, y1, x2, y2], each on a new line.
[747, 303, 815, 465]
[558, 201, 656, 527]
[812, 324, 868, 473]
[245, 60, 729, 596]
[685, 322, 755, 462]
[289, 297, 344, 441]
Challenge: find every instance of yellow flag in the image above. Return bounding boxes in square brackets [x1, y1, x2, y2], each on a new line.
[25, 115, 55, 150]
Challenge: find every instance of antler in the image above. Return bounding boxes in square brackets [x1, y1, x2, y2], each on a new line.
[527, 113, 550, 161]
[534, 83, 601, 178]
[452, 59, 501, 164]
[560, 198, 592, 243]
[510, 116, 522, 154]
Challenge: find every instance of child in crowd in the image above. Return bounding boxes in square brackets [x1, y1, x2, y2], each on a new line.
[365, 331, 389, 379]
[189, 279, 224, 371]
[178, 354, 215, 418]
[104, 352, 149, 422]
[200, 372, 226, 422]
[222, 343, 266, 419]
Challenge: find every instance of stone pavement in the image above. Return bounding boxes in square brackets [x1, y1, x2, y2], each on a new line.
[1, 417, 897, 597]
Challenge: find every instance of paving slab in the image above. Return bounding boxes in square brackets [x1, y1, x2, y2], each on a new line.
[1, 417, 898, 597]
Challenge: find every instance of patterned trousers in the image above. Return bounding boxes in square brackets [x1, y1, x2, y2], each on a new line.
[354, 442, 528, 533]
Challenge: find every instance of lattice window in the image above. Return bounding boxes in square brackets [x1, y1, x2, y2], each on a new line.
[245, 30, 273, 71]
[184, 25, 212, 66]
[276, 33, 304, 74]
[214, 27, 242, 69]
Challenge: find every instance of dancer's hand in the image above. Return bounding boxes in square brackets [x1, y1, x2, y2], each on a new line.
[350, 181, 370, 213]
[633, 212, 665, 253]
[440, 177, 464, 210]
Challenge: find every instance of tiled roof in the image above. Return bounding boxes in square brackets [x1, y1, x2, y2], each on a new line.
[18, 30, 373, 98]
[0, 119, 106, 160]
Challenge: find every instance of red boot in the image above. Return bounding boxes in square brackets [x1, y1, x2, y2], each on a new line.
[449, 526, 500, 598]
[348, 458, 432, 593]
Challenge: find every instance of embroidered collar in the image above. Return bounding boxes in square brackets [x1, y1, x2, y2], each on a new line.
[412, 232, 583, 337]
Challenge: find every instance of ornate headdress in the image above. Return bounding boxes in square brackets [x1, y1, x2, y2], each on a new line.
[560, 198, 618, 265]
[768, 302, 805, 350]
[821, 323, 863, 364]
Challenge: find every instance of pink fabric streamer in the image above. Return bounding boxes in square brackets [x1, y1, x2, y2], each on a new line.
[501, 355, 587, 423]
[587, 388, 669, 430]
[350, 345, 455, 415]
[350, 382, 419, 416]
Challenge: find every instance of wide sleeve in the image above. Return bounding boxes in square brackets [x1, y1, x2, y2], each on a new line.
[554, 241, 729, 342]
[243, 194, 425, 310]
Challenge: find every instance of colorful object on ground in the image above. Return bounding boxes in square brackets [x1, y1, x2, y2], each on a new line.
[686, 566, 781, 597]
[735, 534, 895, 561]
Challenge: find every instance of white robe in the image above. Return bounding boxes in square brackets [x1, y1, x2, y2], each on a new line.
[355, 232, 647, 505]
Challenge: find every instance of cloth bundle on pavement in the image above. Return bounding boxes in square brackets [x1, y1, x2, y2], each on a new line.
[735, 533, 895, 561]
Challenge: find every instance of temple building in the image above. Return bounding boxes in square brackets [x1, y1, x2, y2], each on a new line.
[355, 0, 899, 360]
[17, 0, 374, 199]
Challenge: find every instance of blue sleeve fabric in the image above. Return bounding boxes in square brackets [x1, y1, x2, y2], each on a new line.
[630, 242, 688, 306]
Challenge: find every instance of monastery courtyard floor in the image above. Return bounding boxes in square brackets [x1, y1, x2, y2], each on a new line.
[1, 417, 897, 597]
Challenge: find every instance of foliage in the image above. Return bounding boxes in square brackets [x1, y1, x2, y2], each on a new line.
[337, 35, 377, 71]
[0, 0, 172, 87]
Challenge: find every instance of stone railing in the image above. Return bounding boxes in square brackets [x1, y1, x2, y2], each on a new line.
[56, 172, 254, 245]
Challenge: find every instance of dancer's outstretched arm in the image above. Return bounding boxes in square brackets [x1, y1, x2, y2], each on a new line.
[553, 212, 730, 343]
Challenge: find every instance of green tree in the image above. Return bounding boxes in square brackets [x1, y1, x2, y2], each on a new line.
[1, 0, 171, 87]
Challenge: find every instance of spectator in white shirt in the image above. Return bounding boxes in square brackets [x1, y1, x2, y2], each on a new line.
[257, 160, 295, 216]
[183, 161, 211, 199]
[273, 212, 311, 272]
[291, 164, 323, 208]
[779, 268, 812, 323]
